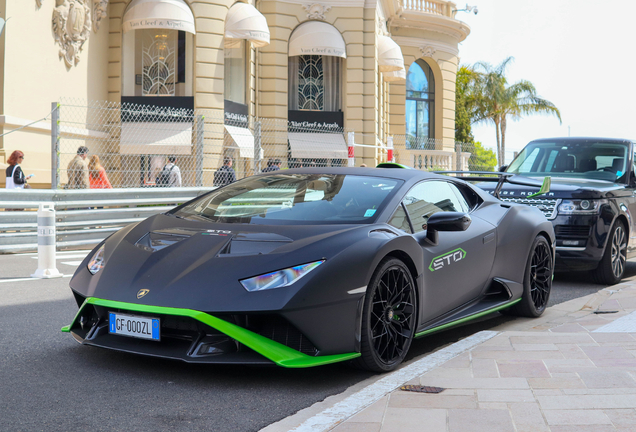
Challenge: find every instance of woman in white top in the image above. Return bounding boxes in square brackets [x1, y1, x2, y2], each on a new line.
[5, 150, 31, 189]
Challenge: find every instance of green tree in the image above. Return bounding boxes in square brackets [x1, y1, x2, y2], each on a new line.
[468, 141, 497, 172]
[471, 57, 562, 167]
[455, 65, 477, 144]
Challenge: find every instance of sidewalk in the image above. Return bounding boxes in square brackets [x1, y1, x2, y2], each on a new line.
[271, 280, 636, 432]
[332, 282, 636, 432]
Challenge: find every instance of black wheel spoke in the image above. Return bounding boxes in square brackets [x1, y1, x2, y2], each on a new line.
[367, 264, 415, 366]
[529, 242, 552, 310]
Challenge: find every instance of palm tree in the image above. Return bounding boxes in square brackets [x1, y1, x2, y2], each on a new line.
[469, 57, 562, 167]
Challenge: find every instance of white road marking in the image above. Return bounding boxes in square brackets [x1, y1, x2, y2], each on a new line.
[19, 249, 91, 256]
[60, 261, 83, 266]
[0, 275, 72, 284]
[288, 331, 499, 432]
[30, 254, 89, 260]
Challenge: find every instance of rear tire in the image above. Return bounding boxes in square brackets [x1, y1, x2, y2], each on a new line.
[505, 236, 552, 317]
[593, 221, 627, 285]
[353, 257, 417, 372]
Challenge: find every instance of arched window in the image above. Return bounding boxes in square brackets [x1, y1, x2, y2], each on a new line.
[406, 60, 435, 148]
[121, 0, 195, 98]
[224, 2, 270, 113]
[288, 21, 346, 112]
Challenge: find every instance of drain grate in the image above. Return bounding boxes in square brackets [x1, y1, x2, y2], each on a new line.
[400, 385, 445, 394]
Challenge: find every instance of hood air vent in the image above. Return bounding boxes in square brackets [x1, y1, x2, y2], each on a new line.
[136, 230, 195, 253]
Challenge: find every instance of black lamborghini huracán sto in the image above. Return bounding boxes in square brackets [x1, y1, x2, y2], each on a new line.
[63, 167, 555, 372]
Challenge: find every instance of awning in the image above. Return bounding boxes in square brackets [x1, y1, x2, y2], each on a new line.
[288, 133, 348, 159]
[123, 0, 196, 34]
[378, 35, 404, 72]
[225, 125, 255, 158]
[120, 122, 193, 155]
[288, 21, 346, 59]
[383, 68, 406, 82]
[225, 2, 270, 48]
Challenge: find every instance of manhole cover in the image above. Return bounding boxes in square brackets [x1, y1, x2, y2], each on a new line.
[400, 385, 445, 394]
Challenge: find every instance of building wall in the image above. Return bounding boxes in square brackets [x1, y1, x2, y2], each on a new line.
[0, 0, 110, 187]
[0, 0, 469, 186]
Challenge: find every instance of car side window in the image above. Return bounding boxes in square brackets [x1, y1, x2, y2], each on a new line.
[402, 181, 469, 233]
[388, 203, 413, 234]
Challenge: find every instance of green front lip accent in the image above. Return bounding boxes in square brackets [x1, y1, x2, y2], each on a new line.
[414, 299, 521, 338]
[61, 298, 359, 368]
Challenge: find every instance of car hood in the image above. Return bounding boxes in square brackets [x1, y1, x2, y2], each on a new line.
[70, 214, 370, 312]
[477, 176, 627, 199]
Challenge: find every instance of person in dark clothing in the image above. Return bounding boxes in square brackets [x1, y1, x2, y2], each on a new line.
[5, 150, 32, 189]
[213, 156, 237, 186]
[262, 158, 282, 173]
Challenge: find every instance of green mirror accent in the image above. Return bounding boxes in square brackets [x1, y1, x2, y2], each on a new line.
[376, 162, 412, 169]
[527, 177, 551, 198]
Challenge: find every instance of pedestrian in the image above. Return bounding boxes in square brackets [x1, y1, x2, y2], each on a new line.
[213, 156, 237, 186]
[5, 150, 33, 189]
[360, 163, 367, 167]
[67, 146, 89, 189]
[88, 155, 112, 189]
[262, 158, 282, 173]
[156, 156, 182, 187]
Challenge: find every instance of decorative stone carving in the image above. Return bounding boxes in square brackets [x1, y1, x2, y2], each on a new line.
[52, 0, 92, 67]
[93, 0, 109, 32]
[420, 45, 436, 58]
[304, 3, 331, 20]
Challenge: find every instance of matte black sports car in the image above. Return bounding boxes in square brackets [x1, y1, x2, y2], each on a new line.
[63, 167, 555, 372]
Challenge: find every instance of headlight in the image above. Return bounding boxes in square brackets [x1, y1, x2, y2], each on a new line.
[558, 199, 607, 215]
[240, 260, 324, 292]
[87, 245, 105, 275]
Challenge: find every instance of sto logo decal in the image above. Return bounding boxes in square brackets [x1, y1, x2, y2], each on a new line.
[429, 248, 466, 272]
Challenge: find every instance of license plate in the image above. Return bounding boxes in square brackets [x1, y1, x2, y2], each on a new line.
[109, 312, 160, 341]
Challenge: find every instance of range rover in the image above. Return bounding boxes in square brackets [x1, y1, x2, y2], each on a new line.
[478, 137, 636, 284]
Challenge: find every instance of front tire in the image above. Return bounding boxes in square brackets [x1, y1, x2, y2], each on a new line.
[593, 221, 627, 285]
[353, 258, 417, 372]
[506, 236, 553, 317]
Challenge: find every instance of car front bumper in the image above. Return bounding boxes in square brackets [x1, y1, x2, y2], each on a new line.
[62, 297, 360, 368]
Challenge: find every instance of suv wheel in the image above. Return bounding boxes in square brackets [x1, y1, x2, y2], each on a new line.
[593, 221, 627, 285]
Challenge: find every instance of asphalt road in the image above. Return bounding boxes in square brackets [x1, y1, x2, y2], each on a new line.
[0, 251, 629, 432]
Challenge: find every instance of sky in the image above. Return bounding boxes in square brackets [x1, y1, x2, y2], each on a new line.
[455, 0, 636, 163]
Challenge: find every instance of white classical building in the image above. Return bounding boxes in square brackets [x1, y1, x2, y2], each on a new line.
[0, 0, 470, 188]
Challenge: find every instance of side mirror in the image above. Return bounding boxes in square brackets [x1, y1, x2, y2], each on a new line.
[424, 212, 472, 245]
[499, 165, 508, 172]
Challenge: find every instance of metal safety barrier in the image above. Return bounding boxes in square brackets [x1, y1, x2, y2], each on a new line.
[0, 187, 211, 253]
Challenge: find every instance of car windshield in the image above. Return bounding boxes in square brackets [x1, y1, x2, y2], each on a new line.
[506, 140, 630, 182]
[171, 174, 402, 225]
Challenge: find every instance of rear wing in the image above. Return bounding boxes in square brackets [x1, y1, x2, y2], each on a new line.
[435, 171, 551, 200]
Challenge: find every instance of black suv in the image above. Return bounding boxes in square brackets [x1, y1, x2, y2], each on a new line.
[478, 137, 636, 284]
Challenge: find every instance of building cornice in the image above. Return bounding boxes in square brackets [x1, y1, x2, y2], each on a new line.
[389, 11, 470, 42]
[269, 0, 377, 7]
[391, 36, 459, 56]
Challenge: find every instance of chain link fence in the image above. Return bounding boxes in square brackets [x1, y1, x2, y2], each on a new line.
[55, 98, 496, 189]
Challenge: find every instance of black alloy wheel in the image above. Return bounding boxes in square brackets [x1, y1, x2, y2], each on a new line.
[354, 257, 416, 372]
[593, 221, 627, 285]
[505, 235, 553, 318]
[529, 238, 552, 311]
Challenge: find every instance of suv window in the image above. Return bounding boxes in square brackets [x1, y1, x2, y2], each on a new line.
[402, 181, 469, 233]
[507, 140, 629, 182]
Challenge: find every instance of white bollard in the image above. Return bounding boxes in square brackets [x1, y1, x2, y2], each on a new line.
[387, 136, 394, 163]
[347, 131, 355, 167]
[32, 202, 62, 279]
